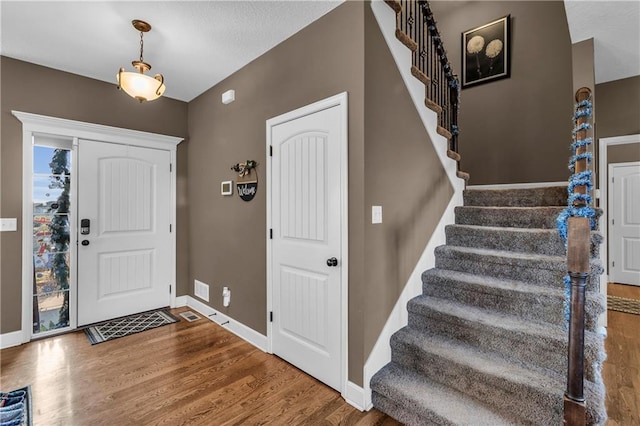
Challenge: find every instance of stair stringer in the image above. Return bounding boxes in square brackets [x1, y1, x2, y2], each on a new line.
[361, 1, 464, 411]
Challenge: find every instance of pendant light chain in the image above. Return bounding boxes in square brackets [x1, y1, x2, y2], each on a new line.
[139, 30, 145, 63]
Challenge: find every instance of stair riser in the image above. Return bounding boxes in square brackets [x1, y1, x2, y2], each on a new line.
[454, 206, 564, 229]
[463, 187, 567, 207]
[406, 302, 602, 382]
[391, 338, 562, 425]
[434, 247, 602, 292]
[445, 225, 602, 258]
[421, 271, 603, 331]
[407, 306, 565, 376]
[372, 392, 455, 426]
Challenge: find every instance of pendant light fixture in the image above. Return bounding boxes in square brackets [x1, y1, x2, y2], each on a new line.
[117, 20, 166, 102]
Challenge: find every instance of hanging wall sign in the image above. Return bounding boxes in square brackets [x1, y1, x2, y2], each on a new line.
[231, 160, 259, 202]
[237, 180, 258, 202]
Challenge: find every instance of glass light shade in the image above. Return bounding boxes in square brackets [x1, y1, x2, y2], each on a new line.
[117, 71, 166, 102]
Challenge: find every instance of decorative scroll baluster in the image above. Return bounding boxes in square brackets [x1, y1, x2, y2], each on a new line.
[557, 87, 595, 426]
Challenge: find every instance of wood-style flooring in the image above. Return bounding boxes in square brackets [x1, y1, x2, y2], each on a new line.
[0, 307, 399, 425]
[2, 285, 639, 425]
[604, 283, 640, 426]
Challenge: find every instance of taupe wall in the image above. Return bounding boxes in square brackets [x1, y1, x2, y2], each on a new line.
[186, 2, 453, 386]
[363, 5, 453, 357]
[596, 76, 640, 139]
[0, 56, 189, 334]
[186, 1, 367, 383]
[430, 1, 574, 185]
[608, 144, 640, 164]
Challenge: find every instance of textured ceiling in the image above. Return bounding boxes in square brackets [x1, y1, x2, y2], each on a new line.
[1, 1, 637, 103]
[564, 0, 640, 84]
[0, 1, 343, 102]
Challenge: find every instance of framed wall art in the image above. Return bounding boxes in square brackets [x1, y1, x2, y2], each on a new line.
[462, 15, 510, 88]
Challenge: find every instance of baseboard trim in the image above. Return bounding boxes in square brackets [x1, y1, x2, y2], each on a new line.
[343, 381, 371, 411]
[174, 295, 188, 308]
[0, 330, 24, 349]
[467, 181, 566, 190]
[185, 296, 267, 352]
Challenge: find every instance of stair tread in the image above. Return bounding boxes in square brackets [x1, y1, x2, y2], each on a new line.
[410, 295, 564, 339]
[448, 223, 560, 233]
[396, 327, 564, 390]
[424, 268, 563, 297]
[457, 205, 565, 211]
[373, 363, 515, 425]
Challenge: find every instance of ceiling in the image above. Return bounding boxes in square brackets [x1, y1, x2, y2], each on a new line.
[1, 1, 638, 103]
[0, 1, 343, 102]
[564, 0, 640, 84]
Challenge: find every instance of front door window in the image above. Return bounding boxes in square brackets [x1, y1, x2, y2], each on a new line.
[32, 145, 72, 334]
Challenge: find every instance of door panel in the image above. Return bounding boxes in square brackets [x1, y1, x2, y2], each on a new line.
[271, 104, 343, 391]
[610, 163, 640, 286]
[78, 140, 171, 325]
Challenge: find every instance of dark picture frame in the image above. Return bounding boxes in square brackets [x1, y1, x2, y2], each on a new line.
[462, 15, 510, 88]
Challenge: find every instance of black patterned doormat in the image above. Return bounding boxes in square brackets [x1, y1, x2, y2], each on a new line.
[608, 295, 640, 315]
[0, 385, 32, 426]
[84, 309, 178, 345]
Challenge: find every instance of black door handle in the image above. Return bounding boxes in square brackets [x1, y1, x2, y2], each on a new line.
[81, 240, 90, 246]
[326, 257, 338, 267]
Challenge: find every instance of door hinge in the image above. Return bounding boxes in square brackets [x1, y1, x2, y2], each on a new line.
[612, 261, 615, 268]
[269, 228, 273, 239]
[170, 224, 173, 232]
[612, 177, 614, 183]
[270, 311, 273, 322]
[612, 219, 615, 225]
[170, 163, 173, 172]
[170, 285, 172, 294]
[269, 145, 273, 157]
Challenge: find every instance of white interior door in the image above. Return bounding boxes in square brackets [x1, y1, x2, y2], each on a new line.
[609, 162, 640, 286]
[269, 102, 344, 391]
[77, 139, 172, 325]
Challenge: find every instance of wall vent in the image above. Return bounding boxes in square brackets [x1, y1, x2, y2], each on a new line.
[194, 280, 210, 302]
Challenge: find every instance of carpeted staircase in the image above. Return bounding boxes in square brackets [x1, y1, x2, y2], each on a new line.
[371, 186, 607, 425]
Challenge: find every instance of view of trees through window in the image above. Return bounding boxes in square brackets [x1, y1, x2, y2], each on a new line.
[33, 145, 71, 333]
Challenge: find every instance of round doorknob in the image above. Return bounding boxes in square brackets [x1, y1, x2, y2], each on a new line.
[81, 240, 90, 246]
[326, 257, 338, 267]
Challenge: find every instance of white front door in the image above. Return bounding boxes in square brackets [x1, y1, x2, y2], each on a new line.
[269, 98, 346, 391]
[610, 162, 640, 286]
[77, 140, 172, 325]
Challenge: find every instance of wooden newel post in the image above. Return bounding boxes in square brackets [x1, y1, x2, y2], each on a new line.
[564, 217, 589, 425]
[564, 87, 592, 426]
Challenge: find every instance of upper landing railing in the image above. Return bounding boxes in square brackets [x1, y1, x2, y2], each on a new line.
[387, 0, 461, 156]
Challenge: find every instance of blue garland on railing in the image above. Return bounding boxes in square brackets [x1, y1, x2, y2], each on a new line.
[556, 98, 596, 323]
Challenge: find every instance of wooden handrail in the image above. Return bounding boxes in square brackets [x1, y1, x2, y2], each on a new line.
[563, 87, 593, 426]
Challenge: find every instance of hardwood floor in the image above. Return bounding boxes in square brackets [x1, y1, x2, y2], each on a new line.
[604, 283, 640, 426]
[2, 289, 639, 425]
[0, 307, 399, 425]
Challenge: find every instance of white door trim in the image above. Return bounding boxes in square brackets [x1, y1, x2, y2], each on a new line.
[265, 92, 349, 395]
[598, 133, 640, 327]
[608, 161, 640, 285]
[13, 111, 183, 344]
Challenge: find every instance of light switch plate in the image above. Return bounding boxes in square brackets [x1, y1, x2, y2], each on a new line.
[0, 218, 17, 232]
[372, 206, 382, 224]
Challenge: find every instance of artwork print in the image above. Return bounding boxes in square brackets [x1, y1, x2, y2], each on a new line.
[462, 15, 510, 88]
